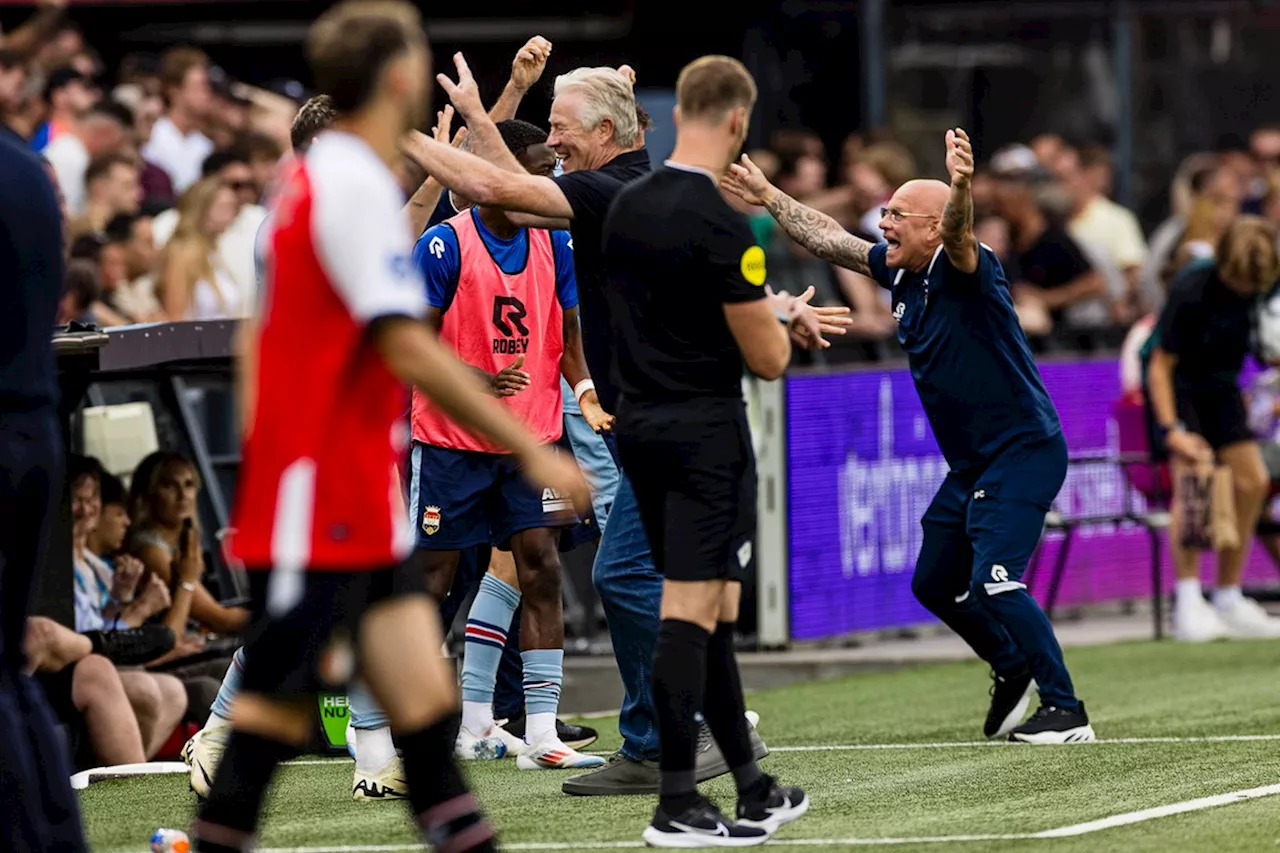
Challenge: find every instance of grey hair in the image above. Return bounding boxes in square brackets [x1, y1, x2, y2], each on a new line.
[552, 67, 638, 147]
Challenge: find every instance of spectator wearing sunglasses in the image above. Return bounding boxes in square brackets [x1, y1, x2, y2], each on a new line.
[153, 146, 267, 310]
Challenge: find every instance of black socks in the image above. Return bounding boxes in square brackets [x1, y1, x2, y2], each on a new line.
[398, 715, 497, 853]
[653, 618, 710, 815]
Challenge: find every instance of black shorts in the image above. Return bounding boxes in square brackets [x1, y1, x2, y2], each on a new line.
[615, 398, 756, 583]
[237, 556, 426, 698]
[1148, 385, 1253, 459]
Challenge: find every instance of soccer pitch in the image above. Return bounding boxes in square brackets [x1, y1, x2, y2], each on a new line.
[82, 639, 1280, 852]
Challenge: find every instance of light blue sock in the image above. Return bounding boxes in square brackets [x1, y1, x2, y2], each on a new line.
[208, 646, 245, 721]
[521, 648, 564, 717]
[348, 680, 389, 730]
[461, 573, 522, 706]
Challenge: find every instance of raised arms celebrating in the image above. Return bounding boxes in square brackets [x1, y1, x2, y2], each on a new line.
[721, 154, 875, 276]
[940, 128, 979, 275]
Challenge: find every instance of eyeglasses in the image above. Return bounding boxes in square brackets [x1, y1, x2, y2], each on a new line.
[880, 207, 938, 224]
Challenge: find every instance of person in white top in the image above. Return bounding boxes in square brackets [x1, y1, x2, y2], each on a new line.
[157, 176, 242, 320]
[142, 47, 214, 194]
[44, 99, 130, 216]
[153, 147, 267, 309]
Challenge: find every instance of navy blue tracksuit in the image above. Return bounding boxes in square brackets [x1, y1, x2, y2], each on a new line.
[0, 137, 88, 850]
[868, 242, 1080, 709]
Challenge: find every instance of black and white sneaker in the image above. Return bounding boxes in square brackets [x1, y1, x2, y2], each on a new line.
[984, 669, 1036, 738]
[735, 776, 809, 832]
[1008, 702, 1096, 744]
[642, 800, 770, 848]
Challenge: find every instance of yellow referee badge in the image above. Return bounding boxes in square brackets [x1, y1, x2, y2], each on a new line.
[740, 245, 767, 286]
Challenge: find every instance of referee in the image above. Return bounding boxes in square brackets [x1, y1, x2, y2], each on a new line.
[0, 136, 90, 850]
[602, 56, 844, 847]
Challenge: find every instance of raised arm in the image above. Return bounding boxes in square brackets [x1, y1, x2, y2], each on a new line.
[436, 52, 525, 176]
[487, 36, 552, 123]
[940, 128, 979, 274]
[721, 154, 874, 276]
[401, 131, 574, 219]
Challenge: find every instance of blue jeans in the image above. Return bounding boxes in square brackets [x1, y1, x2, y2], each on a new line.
[562, 405, 620, 534]
[593, 432, 662, 761]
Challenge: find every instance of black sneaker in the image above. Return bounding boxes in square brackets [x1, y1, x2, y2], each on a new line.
[1008, 702, 1096, 744]
[735, 775, 810, 832]
[501, 713, 598, 751]
[984, 669, 1035, 738]
[642, 799, 770, 848]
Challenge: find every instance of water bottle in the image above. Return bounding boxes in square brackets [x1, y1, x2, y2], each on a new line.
[150, 828, 191, 853]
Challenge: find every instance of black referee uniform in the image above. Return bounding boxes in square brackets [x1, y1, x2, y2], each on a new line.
[0, 137, 89, 851]
[603, 161, 801, 844]
[603, 162, 763, 583]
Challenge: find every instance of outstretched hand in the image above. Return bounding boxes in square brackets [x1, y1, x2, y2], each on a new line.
[767, 285, 851, 351]
[945, 127, 974, 187]
[437, 52, 485, 118]
[721, 154, 774, 207]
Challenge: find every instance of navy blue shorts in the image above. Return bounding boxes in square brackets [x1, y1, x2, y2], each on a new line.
[409, 442, 575, 550]
[918, 433, 1068, 590]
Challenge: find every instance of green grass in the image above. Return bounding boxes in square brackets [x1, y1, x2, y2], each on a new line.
[82, 639, 1280, 852]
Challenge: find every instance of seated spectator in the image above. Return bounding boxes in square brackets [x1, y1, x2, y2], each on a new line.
[57, 258, 115, 326]
[70, 151, 141, 239]
[104, 212, 163, 322]
[24, 616, 148, 769]
[242, 130, 283, 201]
[1171, 174, 1240, 274]
[67, 455, 190, 757]
[45, 96, 131, 217]
[156, 176, 243, 320]
[74, 464, 170, 632]
[989, 146, 1109, 348]
[128, 451, 249, 634]
[1060, 144, 1149, 315]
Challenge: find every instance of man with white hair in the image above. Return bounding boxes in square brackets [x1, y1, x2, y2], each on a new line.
[404, 57, 769, 796]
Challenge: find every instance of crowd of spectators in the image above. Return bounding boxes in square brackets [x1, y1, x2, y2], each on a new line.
[28, 448, 246, 770]
[1, 1, 307, 328]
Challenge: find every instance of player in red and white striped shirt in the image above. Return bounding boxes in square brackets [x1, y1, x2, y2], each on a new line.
[191, 5, 587, 853]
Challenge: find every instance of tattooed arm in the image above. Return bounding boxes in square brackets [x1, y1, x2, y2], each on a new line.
[762, 191, 875, 275]
[941, 128, 979, 274]
[723, 154, 874, 275]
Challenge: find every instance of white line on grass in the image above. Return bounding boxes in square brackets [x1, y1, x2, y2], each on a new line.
[113, 781, 1280, 853]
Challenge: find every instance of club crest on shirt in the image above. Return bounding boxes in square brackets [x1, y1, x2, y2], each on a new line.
[422, 505, 441, 535]
[739, 245, 767, 286]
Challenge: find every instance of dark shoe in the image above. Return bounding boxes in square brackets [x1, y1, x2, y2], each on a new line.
[502, 713, 599, 751]
[984, 669, 1035, 738]
[642, 798, 769, 848]
[84, 625, 175, 666]
[561, 750, 659, 796]
[1008, 702, 1096, 744]
[735, 775, 810, 832]
[695, 713, 769, 783]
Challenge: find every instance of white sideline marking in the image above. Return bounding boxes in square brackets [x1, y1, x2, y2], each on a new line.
[1033, 783, 1280, 837]
[105, 781, 1280, 853]
[767, 733, 1280, 752]
[285, 734, 1280, 767]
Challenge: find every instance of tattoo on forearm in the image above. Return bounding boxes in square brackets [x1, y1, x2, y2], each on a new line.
[940, 185, 973, 250]
[765, 192, 872, 275]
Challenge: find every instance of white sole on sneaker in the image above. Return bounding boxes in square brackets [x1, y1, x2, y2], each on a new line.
[736, 793, 810, 832]
[1010, 724, 1097, 744]
[641, 826, 771, 848]
[992, 679, 1037, 739]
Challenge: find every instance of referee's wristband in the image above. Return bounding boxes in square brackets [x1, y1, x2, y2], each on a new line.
[572, 379, 596, 404]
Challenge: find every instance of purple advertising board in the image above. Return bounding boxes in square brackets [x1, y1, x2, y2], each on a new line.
[786, 359, 1278, 641]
